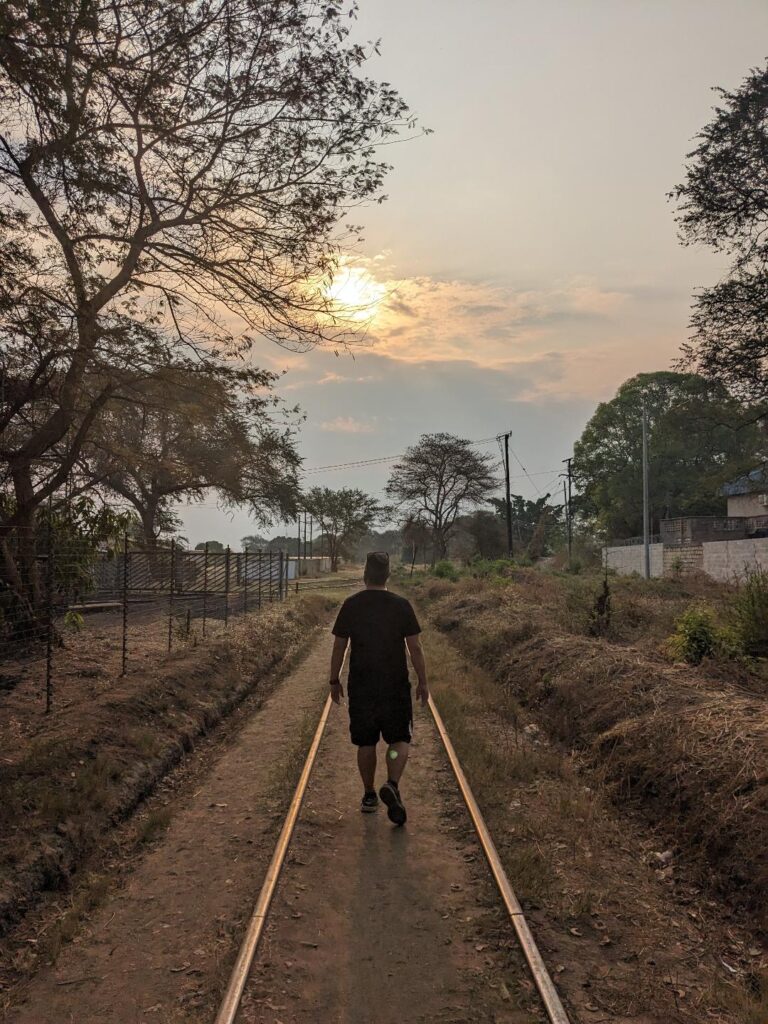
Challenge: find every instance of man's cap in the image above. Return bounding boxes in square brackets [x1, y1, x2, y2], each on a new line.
[365, 551, 390, 573]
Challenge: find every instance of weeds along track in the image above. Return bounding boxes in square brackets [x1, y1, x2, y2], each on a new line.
[214, 693, 571, 1024]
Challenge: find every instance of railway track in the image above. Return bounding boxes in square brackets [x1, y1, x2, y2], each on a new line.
[213, 692, 571, 1024]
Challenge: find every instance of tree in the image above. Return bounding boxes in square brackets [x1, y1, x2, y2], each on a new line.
[671, 64, 768, 411]
[195, 541, 224, 553]
[302, 487, 382, 571]
[348, 527, 404, 563]
[572, 371, 762, 539]
[401, 515, 432, 572]
[386, 434, 499, 561]
[450, 510, 506, 561]
[488, 495, 563, 556]
[87, 362, 300, 548]
[240, 535, 271, 553]
[0, 0, 411, 610]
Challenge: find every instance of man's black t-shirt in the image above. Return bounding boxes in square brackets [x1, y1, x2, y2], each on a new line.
[332, 589, 421, 700]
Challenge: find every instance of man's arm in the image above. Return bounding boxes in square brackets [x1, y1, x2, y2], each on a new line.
[329, 635, 348, 704]
[405, 634, 429, 706]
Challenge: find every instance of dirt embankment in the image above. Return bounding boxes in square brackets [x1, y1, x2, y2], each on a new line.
[416, 575, 768, 935]
[0, 595, 333, 941]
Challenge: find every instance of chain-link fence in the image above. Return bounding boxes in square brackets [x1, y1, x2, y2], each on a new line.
[0, 532, 289, 712]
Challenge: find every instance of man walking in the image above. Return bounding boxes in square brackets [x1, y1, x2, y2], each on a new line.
[329, 552, 428, 825]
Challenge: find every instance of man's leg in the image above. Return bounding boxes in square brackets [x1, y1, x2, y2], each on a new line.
[357, 745, 377, 791]
[385, 741, 409, 785]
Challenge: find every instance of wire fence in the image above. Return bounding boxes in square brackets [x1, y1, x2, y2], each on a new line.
[0, 531, 289, 712]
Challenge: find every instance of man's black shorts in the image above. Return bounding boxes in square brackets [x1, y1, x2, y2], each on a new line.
[348, 690, 412, 747]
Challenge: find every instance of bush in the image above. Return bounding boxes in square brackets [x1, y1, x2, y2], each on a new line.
[732, 568, 768, 657]
[666, 604, 728, 664]
[468, 558, 514, 579]
[432, 560, 459, 582]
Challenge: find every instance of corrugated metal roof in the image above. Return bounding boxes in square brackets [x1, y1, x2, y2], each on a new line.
[720, 465, 768, 497]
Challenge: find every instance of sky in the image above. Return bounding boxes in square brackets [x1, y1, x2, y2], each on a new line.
[181, 0, 768, 548]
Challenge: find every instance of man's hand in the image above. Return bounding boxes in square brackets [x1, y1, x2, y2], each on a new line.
[415, 681, 429, 707]
[330, 680, 344, 705]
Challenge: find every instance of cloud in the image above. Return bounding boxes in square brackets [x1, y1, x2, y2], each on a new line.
[366, 273, 631, 370]
[319, 415, 376, 434]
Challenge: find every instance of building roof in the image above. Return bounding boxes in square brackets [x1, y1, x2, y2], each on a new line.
[720, 464, 768, 497]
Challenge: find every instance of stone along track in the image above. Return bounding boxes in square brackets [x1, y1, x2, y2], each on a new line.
[215, 677, 570, 1024]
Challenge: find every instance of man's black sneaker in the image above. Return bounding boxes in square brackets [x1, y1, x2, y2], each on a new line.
[361, 791, 379, 813]
[379, 780, 407, 826]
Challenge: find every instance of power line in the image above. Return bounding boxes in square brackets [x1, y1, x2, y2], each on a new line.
[302, 435, 500, 475]
[506, 443, 544, 497]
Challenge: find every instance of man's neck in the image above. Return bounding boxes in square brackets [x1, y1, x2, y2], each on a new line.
[365, 584, 388, 591]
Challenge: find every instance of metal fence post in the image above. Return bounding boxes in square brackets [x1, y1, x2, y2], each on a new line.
[167, 539, 176, 652]
[224, 545, 231, 627]
[269, 549, 274, 602]
[120, 532, 129, 676]
[202, 542, 208, 638]
[257, 549, 263, 609]
[243, 548, 249, 614]
[45, 521, 54, 713]
[278, 550, 284, 600]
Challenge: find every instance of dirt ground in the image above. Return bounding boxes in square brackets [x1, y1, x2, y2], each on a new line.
[7, 592, 761, 1024]
[4, 635, 331, 1024]
[241, 676, 546, 1024]
[3, 625, 549, 1024]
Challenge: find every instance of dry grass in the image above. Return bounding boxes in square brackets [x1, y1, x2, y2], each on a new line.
[0, 594, 334, 949]
[421, 620, 766, 1024]
[411, 570, 768, 936]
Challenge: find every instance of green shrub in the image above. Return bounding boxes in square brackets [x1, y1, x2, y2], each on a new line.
[666, 604, 727, 664]
[432, 560, 459, 582]
[732, 569, 768, 657]
[468, 557, 514, 578]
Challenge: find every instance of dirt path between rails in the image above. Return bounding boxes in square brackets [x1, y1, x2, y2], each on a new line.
[240, 685, 547, 1024]
[5, 636, 332, 1024]
[6, 624, 551, 1024]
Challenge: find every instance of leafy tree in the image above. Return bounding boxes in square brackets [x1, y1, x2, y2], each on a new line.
[401, 515, 432, 571]
[451, 510, 506, 561]
[240, 535, 271, 553]
[302, 487, 382, 571]
[86, 363, 300, 548]
[572, 371, 761, 539]
[488, 495, 563, 555]
[671, 64, 768, 411]
[195, 541, 224, 554]
[386, 434, 498, 561]
[0, 0, 411, 606]
[348, 528, 404, 563]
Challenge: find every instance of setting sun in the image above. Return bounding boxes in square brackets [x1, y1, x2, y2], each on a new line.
[325, 264, 386, 323]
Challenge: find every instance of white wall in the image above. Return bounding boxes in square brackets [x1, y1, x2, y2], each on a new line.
[605, 543, 663, 577]
[726, 493, 768, 517]
[702, 538, 768, 582]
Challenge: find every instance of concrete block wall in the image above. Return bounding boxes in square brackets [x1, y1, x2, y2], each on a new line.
[702, 538, 768, 582]
[605, 543, 663, 577]
[663, 545, 703, 576]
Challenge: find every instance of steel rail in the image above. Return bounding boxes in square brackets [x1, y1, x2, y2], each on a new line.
[428, 695, 572, 1024]
[213, 695, 332, 1024]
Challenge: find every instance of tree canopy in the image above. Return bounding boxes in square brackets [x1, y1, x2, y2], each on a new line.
[386, 433, 499, 560]
[302, 487, 382, 571]
[87, 362, 300, 547]
[0, 0, 411, 614]
[672, 63, 768, 411]
[572, 371, 762, 538]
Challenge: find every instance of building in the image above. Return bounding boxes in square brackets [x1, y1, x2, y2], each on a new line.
[605, 464, 768, 581]
[721, 464, 768, 518]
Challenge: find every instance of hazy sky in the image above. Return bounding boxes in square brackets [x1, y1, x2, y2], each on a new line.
[181, 0, 768, 548]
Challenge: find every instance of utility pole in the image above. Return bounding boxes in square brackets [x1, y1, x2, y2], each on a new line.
[642, 398, 651, 580]
[562, 457, 573, 570]
[501, 431, 513, 559]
